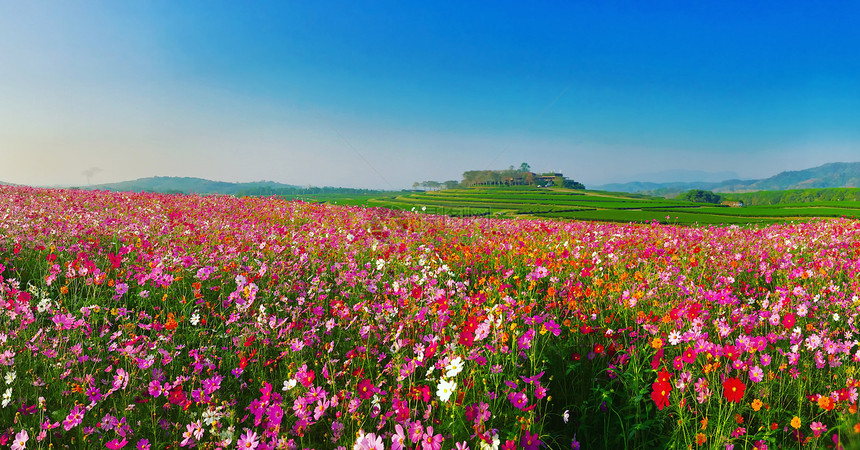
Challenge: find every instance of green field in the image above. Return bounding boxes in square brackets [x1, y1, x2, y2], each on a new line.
[276, 186, 860, 226]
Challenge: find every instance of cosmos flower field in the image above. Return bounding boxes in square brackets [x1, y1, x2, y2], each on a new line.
[1, 186, 860, 450]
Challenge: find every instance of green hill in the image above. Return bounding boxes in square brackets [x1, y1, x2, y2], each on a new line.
[80, 176, 301, 195]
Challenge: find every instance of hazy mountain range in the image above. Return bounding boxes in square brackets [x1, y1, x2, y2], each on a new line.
[593, 162, 860, 195]
[80, 177, 301, 195]
[3, 162, 860, 196]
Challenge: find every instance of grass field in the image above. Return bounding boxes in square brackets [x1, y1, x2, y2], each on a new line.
[293, 187, 860, 226]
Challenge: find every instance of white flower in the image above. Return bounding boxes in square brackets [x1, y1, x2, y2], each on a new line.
[444, 356, 464, 378]
[1, 387, 11, 408]
[833, 313, 840, 322]
[190, 313, 200, 326]
[437, 378, 456, 402]
[4, 371, 14, 385]
[563, 409, 569, 423]
[667, 330, 681, 346]
[375, 258, 386, 271]
[282, 379, 296, 391]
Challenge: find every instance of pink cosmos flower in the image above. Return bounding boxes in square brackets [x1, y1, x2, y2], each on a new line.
[421, 426, 443, 450]
[11, 429, 28, 450]
[63, 404, 85, 431]
[106, 438, 128, 449]
[237, 429, 259, 449]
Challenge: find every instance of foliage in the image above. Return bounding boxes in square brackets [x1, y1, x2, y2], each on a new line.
[680, 189, 722, 204]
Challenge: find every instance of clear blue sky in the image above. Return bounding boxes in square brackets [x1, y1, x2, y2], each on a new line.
[1, 1, 858, 189]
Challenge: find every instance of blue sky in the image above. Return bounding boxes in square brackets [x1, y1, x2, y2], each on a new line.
[1, 1, 859, 189]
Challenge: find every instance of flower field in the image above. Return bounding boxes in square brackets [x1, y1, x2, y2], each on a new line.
[1, 185, 860, 450]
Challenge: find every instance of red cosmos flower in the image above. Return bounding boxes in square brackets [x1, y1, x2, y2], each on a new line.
[168, 385, 186, 405]
[723, 377, 746, 403]
[651, 381, 672, 410]
[357, 378, 375, 400]
[593, 343, 604, 354]
[782, 313, 796, 330]
[571, 352, 581, 362]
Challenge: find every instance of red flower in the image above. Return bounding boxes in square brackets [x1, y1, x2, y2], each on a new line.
[168, 385, 186, 405]
[593, 343, 604, 354]
[357, 378, 376, 400]
[651, 381, 672, 410]
[782, 313, 796, 330]
[722, 377, 746, 403]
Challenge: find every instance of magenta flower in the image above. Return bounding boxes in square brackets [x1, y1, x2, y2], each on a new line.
[106, 437, 128, 449]
[421, 426, 443, 450]
[63, 404, 85, 431]
[520, 430, 541, 450]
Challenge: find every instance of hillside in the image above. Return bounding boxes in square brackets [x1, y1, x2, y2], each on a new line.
[80, 176, 300, 195]
[595, 162, 860, 195]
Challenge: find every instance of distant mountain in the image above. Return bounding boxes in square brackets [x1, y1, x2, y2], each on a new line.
[594, 162, 860, 195]
[81, 176, 301, 195]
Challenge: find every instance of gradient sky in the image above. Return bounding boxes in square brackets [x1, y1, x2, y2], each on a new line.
[2, 1, 859, 189]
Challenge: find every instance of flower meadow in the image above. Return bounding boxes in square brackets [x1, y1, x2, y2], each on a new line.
[1, 186, 860, 450]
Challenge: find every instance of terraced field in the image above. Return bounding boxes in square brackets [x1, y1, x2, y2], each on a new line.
[323, 186, 860, 225]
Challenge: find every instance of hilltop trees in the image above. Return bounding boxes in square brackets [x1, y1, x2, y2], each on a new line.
[680, 189, 722, 204]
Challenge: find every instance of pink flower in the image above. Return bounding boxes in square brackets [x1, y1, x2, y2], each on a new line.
[237, 429, 259, 449]
[106, 438, 128, 449]
[355, 432, 384, 450]
[11, 429, 28, 450]
[63, 404, 85, 431]
[810, 421, 827, 438]
[421, 426, 443, 450]
[391, 424, 407, 450]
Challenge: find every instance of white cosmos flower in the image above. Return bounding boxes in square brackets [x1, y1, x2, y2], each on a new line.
[437, 378, 456, 402]
[1, 387, 11, 408]
[444, 356, 464, 378]
[4, 371, 15, 385]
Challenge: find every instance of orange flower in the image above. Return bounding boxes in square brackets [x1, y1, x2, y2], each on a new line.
[854, 422, 860, 434]
[60, 285, 69, 295]
[790, 416, 801, 429]
[818, 396, 835, 411]
[700, 417, 708, 430]
[695, 433, 706, 445]
[164, 312, 178, 331]
[751, 398, 763, 412]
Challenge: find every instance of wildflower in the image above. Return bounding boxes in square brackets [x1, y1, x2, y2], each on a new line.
[520, 430, 540, 450]
[392, 424, 407, 450]
[357, 379, 376, 400]
[437, 378, 456, 403]
[651, 381, 672, 410]
[563, 409, 569, 423]
[1, 387, 11, 408]
[695, 433, 706, 445]
[237, 429, 259, 449]
[445, 356, 464, 378]
[751, 398, 763, 412]
[106, 438, 128, 449]
[651, 337, 664, 349]
[722, 377, 745, 403]
[355, 431, 384, 450]
[790, 416, 801, 430]
[810, 421, 826, 438]
[749, 366, 764, 383]
[818, 395, 835, 411]
[63, 404, 85, 431]
[11, 429, 28, 450]
[421, 426, 443, 450]
[4, 371, 15, 385]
